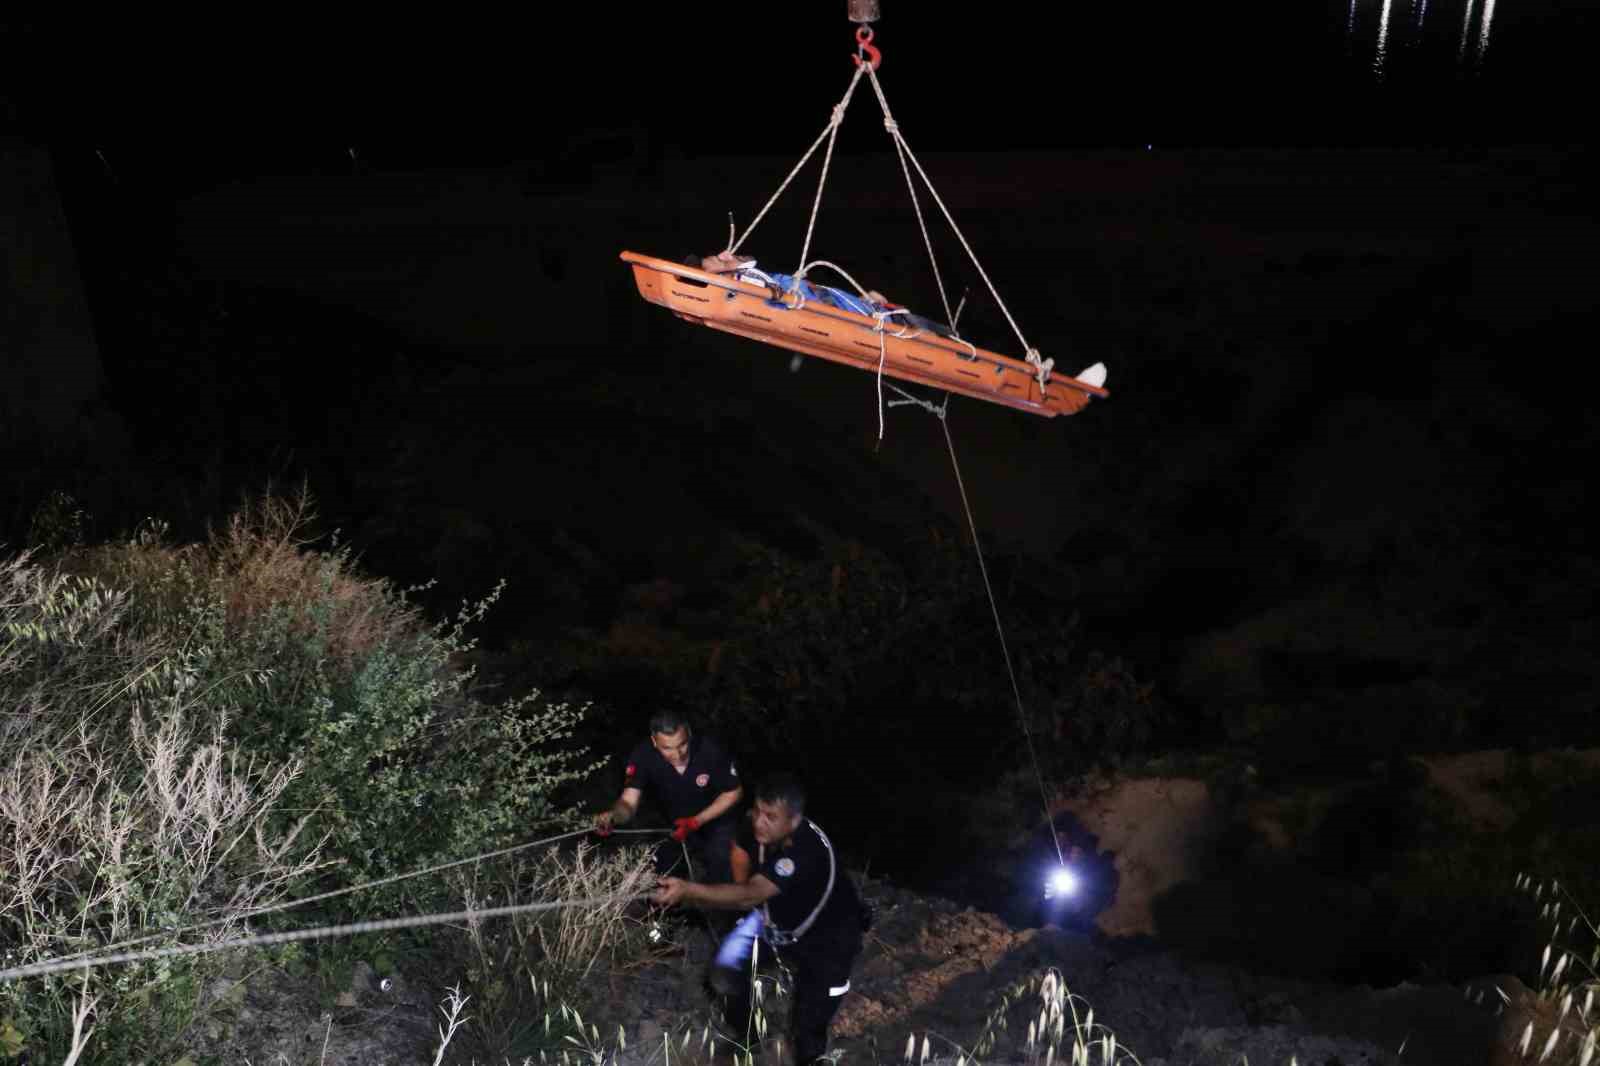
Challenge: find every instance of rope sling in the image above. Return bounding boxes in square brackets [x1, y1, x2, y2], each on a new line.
[724, 25, 1058, 443]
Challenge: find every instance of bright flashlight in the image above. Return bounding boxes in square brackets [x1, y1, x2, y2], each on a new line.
[1045, 867, 1079, 900]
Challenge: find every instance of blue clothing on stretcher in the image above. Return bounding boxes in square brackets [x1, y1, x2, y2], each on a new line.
[761, 272, 959, 339]
[762, 272, 879, 317]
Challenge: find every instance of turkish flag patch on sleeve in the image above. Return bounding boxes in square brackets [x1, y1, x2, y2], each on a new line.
[624, 763, 637, 780]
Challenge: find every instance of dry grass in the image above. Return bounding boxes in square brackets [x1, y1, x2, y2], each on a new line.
[906, 967, 1141, 1066]
[1499, 873, 1599, 1066]
[205, 489, 416, 668]
[448, 841, 660, 1061]
[68, 487, 417, 670]
[2, 542, 328, 1063]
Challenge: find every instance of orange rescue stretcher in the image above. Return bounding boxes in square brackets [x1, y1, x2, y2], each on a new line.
[620, 251, 1109, 418]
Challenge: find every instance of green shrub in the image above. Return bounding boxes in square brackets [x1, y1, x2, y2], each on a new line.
[72, 491, 604, 911]
[2, 489, 603, 1061]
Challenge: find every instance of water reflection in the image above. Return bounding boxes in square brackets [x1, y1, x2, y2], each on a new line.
[1375, 0, 1395, 79]
[1347, 0, 1499, 77]
[1476, 0, 1498, 64]
[1458, 0, 1477, 62]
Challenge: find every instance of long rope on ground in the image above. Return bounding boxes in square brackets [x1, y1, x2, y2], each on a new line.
[0, 891, 655, 984]
[33, 826, 670, 973]
[884, 383, 1065, 865]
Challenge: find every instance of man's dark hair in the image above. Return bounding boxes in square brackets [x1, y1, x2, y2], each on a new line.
[756, 773, 806, 816]
[648, 709, 691, 737]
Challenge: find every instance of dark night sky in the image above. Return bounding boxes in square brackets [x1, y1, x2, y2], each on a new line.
[7, 1, 1596, 184]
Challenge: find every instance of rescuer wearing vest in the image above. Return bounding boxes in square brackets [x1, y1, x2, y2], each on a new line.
[594, 710, 743, 884]
[654, 773, 865, 1066]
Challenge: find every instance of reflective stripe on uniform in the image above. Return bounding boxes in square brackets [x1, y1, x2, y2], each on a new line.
[829, 980, 850, 997]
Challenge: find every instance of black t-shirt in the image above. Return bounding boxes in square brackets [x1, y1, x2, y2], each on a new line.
[623, 734, 739, 827]
[756, 818, 861, 944]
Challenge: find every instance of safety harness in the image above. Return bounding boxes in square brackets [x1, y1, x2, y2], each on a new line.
[759, 818, 837, 947]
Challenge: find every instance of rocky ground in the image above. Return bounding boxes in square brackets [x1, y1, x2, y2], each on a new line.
[171, 752, 1600, 1065]
[180, 872, 1530, 1066]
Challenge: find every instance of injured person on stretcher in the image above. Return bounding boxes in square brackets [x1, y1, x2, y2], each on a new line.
[691, 251, 962, 341]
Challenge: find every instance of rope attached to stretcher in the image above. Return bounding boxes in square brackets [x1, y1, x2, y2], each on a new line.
[728, 66, 867, 262]
[880, 385, 1063, 864]
[935, 408, 1064, 867]
[861, 66, 1054, 391]
[715, 38, 1074, 827]
[755, 37, 1058, 439]
[721, 24, 1061, 439]
[768, 257, 914, 442]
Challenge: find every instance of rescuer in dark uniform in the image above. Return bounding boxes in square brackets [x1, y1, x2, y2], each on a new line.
[594, 710, 743, 884]
[654, 774, 864, 1066]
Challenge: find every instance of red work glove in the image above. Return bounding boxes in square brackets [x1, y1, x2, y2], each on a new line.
[671, 816, 701, 843]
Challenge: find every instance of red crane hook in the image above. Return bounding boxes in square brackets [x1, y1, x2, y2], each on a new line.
[852, 26, 882, 70]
